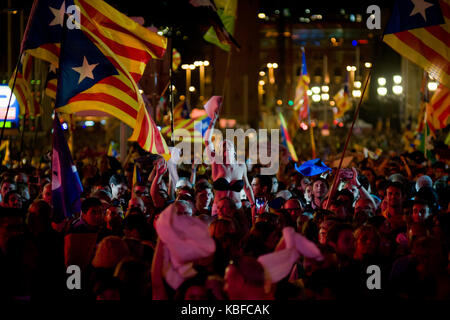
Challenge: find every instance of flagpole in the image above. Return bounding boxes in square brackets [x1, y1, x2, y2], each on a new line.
[222, 48, 232, 100]
[325, 67, 372, 210]
[18, 114, 27, 166]
[0, 50, 23, 146]
[308, 110, 316, 159]
[168, 34, 174, 144]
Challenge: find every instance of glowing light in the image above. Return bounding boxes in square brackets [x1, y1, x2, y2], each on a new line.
[393, 75, 402, 84]
[311, 86, 320, 94]
[352, 90, 361, 97]
[288, 100, 294, 106]
[84, 120, 95, 127]
[307, 90, 312, 96]
[352, 40, 358, 46]
[179, 95, 185, 100]
[321, 85, 329, 93]
[189, 86, 196, 92]
[354, 81, 361, 89]
[330, 101, 335, 106]
[259, 80, 265, 86]
[203, 61, 210, 66]
[377, 77, 386, 86]
[0, 86, 17, 107]
[321, 128, 330, 136]
[300, 122, 309, 130]
[258, 13, 266, 19]
[312, 94, 321, 102]
[267, 63, 273, 68]
[259, 71, 266, 76]
[392, 85, 403, 95]
[346, 66, 352, 72]
[139, 89, 144, 94]
[377, 87, 387, 96]
[338, 122, 344, 127]
[61, 122, 68, 130]
[276, 99, 283, 105]
[272, 63, 278, 69]
[189, 64, 196, 70]
[428, 81, 438, 91]
[181, 64, 189, 70]
[100, 120, 106, 125]
[321, 93, 329, 101]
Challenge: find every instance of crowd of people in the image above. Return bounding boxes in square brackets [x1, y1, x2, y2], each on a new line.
[0, 133, 449, 300]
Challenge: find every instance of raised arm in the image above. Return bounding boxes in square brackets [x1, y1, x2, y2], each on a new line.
[150, 158, 168, 209]
[204, 112, 218, 163]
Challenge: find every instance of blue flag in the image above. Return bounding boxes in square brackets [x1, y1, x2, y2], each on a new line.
[52, 112, 83, 222]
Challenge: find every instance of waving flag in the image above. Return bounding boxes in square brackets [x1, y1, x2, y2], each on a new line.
[52, 112, 83, 222]
[132, 163, 141, 189]
[202, 0, 239, 51]
[293, 49, 310, 122]
[384, 0, 450, 87]
[279, 113, 298, 162]
[427, 83, 450, 133]
[333, 74, 351, 120]
[44, 64, 58, 99]
[9, 52, 41, 117]
[22, 0, 169, 156]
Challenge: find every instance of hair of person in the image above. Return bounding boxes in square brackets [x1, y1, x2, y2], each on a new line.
[109, 174, 127, 187]
[254, 174, 273, 192]
[334, 189, 354, 204]
[81, 197, 102, 214]
[229, 255, 265, 288]
[354, 224, 380, 242]
[4, 190, 21, 204]
[326, 223, 354, 245]
[385, 181, 405, 194]
[313, 177, 329, 190]
[195, 180, 213, 193]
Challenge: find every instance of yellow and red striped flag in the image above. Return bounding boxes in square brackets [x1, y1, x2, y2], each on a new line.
[427, 83, 450, 134]
[383, 0, 450, 88]
[293, 49, 310, 122]
[279, 113, 298, 162]
[21, 0, 169, 157]
[9, 52, 41, 117]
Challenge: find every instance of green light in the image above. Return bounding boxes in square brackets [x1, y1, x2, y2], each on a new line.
[0, 122, 12, 128]
[288, 100, 294, 106]
[36, 80, 41, 85]
[31, 80, 35, 85]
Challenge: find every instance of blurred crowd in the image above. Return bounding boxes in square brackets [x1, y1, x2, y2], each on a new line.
[0, 140, 449, 300]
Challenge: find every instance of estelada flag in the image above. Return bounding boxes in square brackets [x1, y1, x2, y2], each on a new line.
[384, 0, 450, 88]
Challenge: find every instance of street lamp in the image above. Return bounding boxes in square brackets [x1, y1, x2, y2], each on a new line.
[267, 63, 278, 84]
[393, 75, 402, 84]
[428, 81, 438, 91]
[195, 60, 209, 101]
[312, 94, 321, 102]
[377, 77, 386, 86]
[182, 63, 196, 104]
[377, 87, 387, 96]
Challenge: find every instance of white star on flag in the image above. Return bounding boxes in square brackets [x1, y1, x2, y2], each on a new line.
[72, 57, 98, 84]
[49, 1, 66, 27]
[49, 64, 57, 73]
[410, 0, 434, 21]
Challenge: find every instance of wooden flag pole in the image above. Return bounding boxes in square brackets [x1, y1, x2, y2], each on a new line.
[325, 68, 372, 210]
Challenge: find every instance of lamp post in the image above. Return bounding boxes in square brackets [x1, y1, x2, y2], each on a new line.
[377, 75, 405, 129]
[182, 64, 196, 105]
[194, 60, 210, 102]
